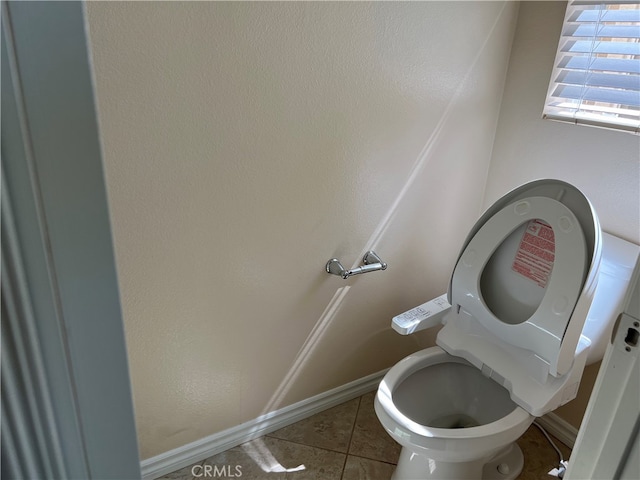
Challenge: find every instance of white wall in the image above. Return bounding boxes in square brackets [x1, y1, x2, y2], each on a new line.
[86, 1, 518, 458]
[486, 1, 640, 429]
[486, 1, 640, 244]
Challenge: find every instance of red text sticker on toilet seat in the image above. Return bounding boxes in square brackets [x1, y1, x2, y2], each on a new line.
[512, 219, 555, 288]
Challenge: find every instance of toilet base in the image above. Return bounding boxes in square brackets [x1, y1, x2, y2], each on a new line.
[391, 442, 524, 480]
[482, 443, 524, 480]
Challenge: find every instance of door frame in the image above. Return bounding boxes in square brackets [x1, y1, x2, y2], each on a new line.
[1, 2, 140, 478]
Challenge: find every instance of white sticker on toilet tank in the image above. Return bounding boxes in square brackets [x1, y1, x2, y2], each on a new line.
[512, 219, 555, 288]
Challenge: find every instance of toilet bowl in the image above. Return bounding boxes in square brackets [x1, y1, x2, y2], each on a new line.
[376, 348, 532, 480]
[375, 180, 640, 480]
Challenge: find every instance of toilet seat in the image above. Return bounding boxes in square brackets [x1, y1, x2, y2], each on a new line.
[451, 196, 587, 377]
[375, 347, 532, 457]
[375, 345, 534, 479]
[437, 180, 601, 415]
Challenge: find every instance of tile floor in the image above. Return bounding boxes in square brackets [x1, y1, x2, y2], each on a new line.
[159, 391, 571, 480]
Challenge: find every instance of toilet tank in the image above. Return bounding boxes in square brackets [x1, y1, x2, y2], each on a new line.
[582, 232, 640, 364]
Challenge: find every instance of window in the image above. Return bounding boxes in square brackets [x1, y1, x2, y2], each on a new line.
[543, 1, 640, 134]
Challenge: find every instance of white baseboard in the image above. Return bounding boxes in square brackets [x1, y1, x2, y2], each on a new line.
[536, 412, 579, 449]
[140, 369, 388, 479]
[140, 369, 580, 479]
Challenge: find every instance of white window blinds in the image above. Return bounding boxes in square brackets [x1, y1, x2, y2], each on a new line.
[543, 1, 640, 134]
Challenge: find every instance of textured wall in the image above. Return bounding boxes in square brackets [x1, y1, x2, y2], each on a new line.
[486, 1, 640, 244]
[486, 1, 640, 429]
[86, 2, 518, 458]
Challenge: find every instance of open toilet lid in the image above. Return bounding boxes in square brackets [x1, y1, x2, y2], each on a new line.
[444, 179, 601, 379]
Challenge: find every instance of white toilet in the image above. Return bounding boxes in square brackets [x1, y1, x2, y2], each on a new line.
[374, 179, 640, 480]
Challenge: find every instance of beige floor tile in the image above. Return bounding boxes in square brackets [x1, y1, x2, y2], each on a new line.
[203, 436, 345, 480]
[516, 424, 571, 480]
[159, 392, 575, 480]
[341, 455, 395, 480]
[268, 398, 360, 453]
[156, 461, 201, 480]
[348, 392, 401, 465]
[202, 439, 286, 480]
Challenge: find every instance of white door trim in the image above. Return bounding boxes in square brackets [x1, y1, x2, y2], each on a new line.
[1, 2, 140, 478]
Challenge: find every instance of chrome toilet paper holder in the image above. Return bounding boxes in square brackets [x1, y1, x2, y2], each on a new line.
[326, 251, 387, 279]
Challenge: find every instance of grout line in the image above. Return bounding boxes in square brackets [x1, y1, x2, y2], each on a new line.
[343, 451, 398, 467]
[346, 453, 398, 467]
[262, 436, 351, 457]
[186, 459, 204, 480]
[263, 396, 363, 457]
[340, 395, 363, 478]
[347, 394, 364, 455]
